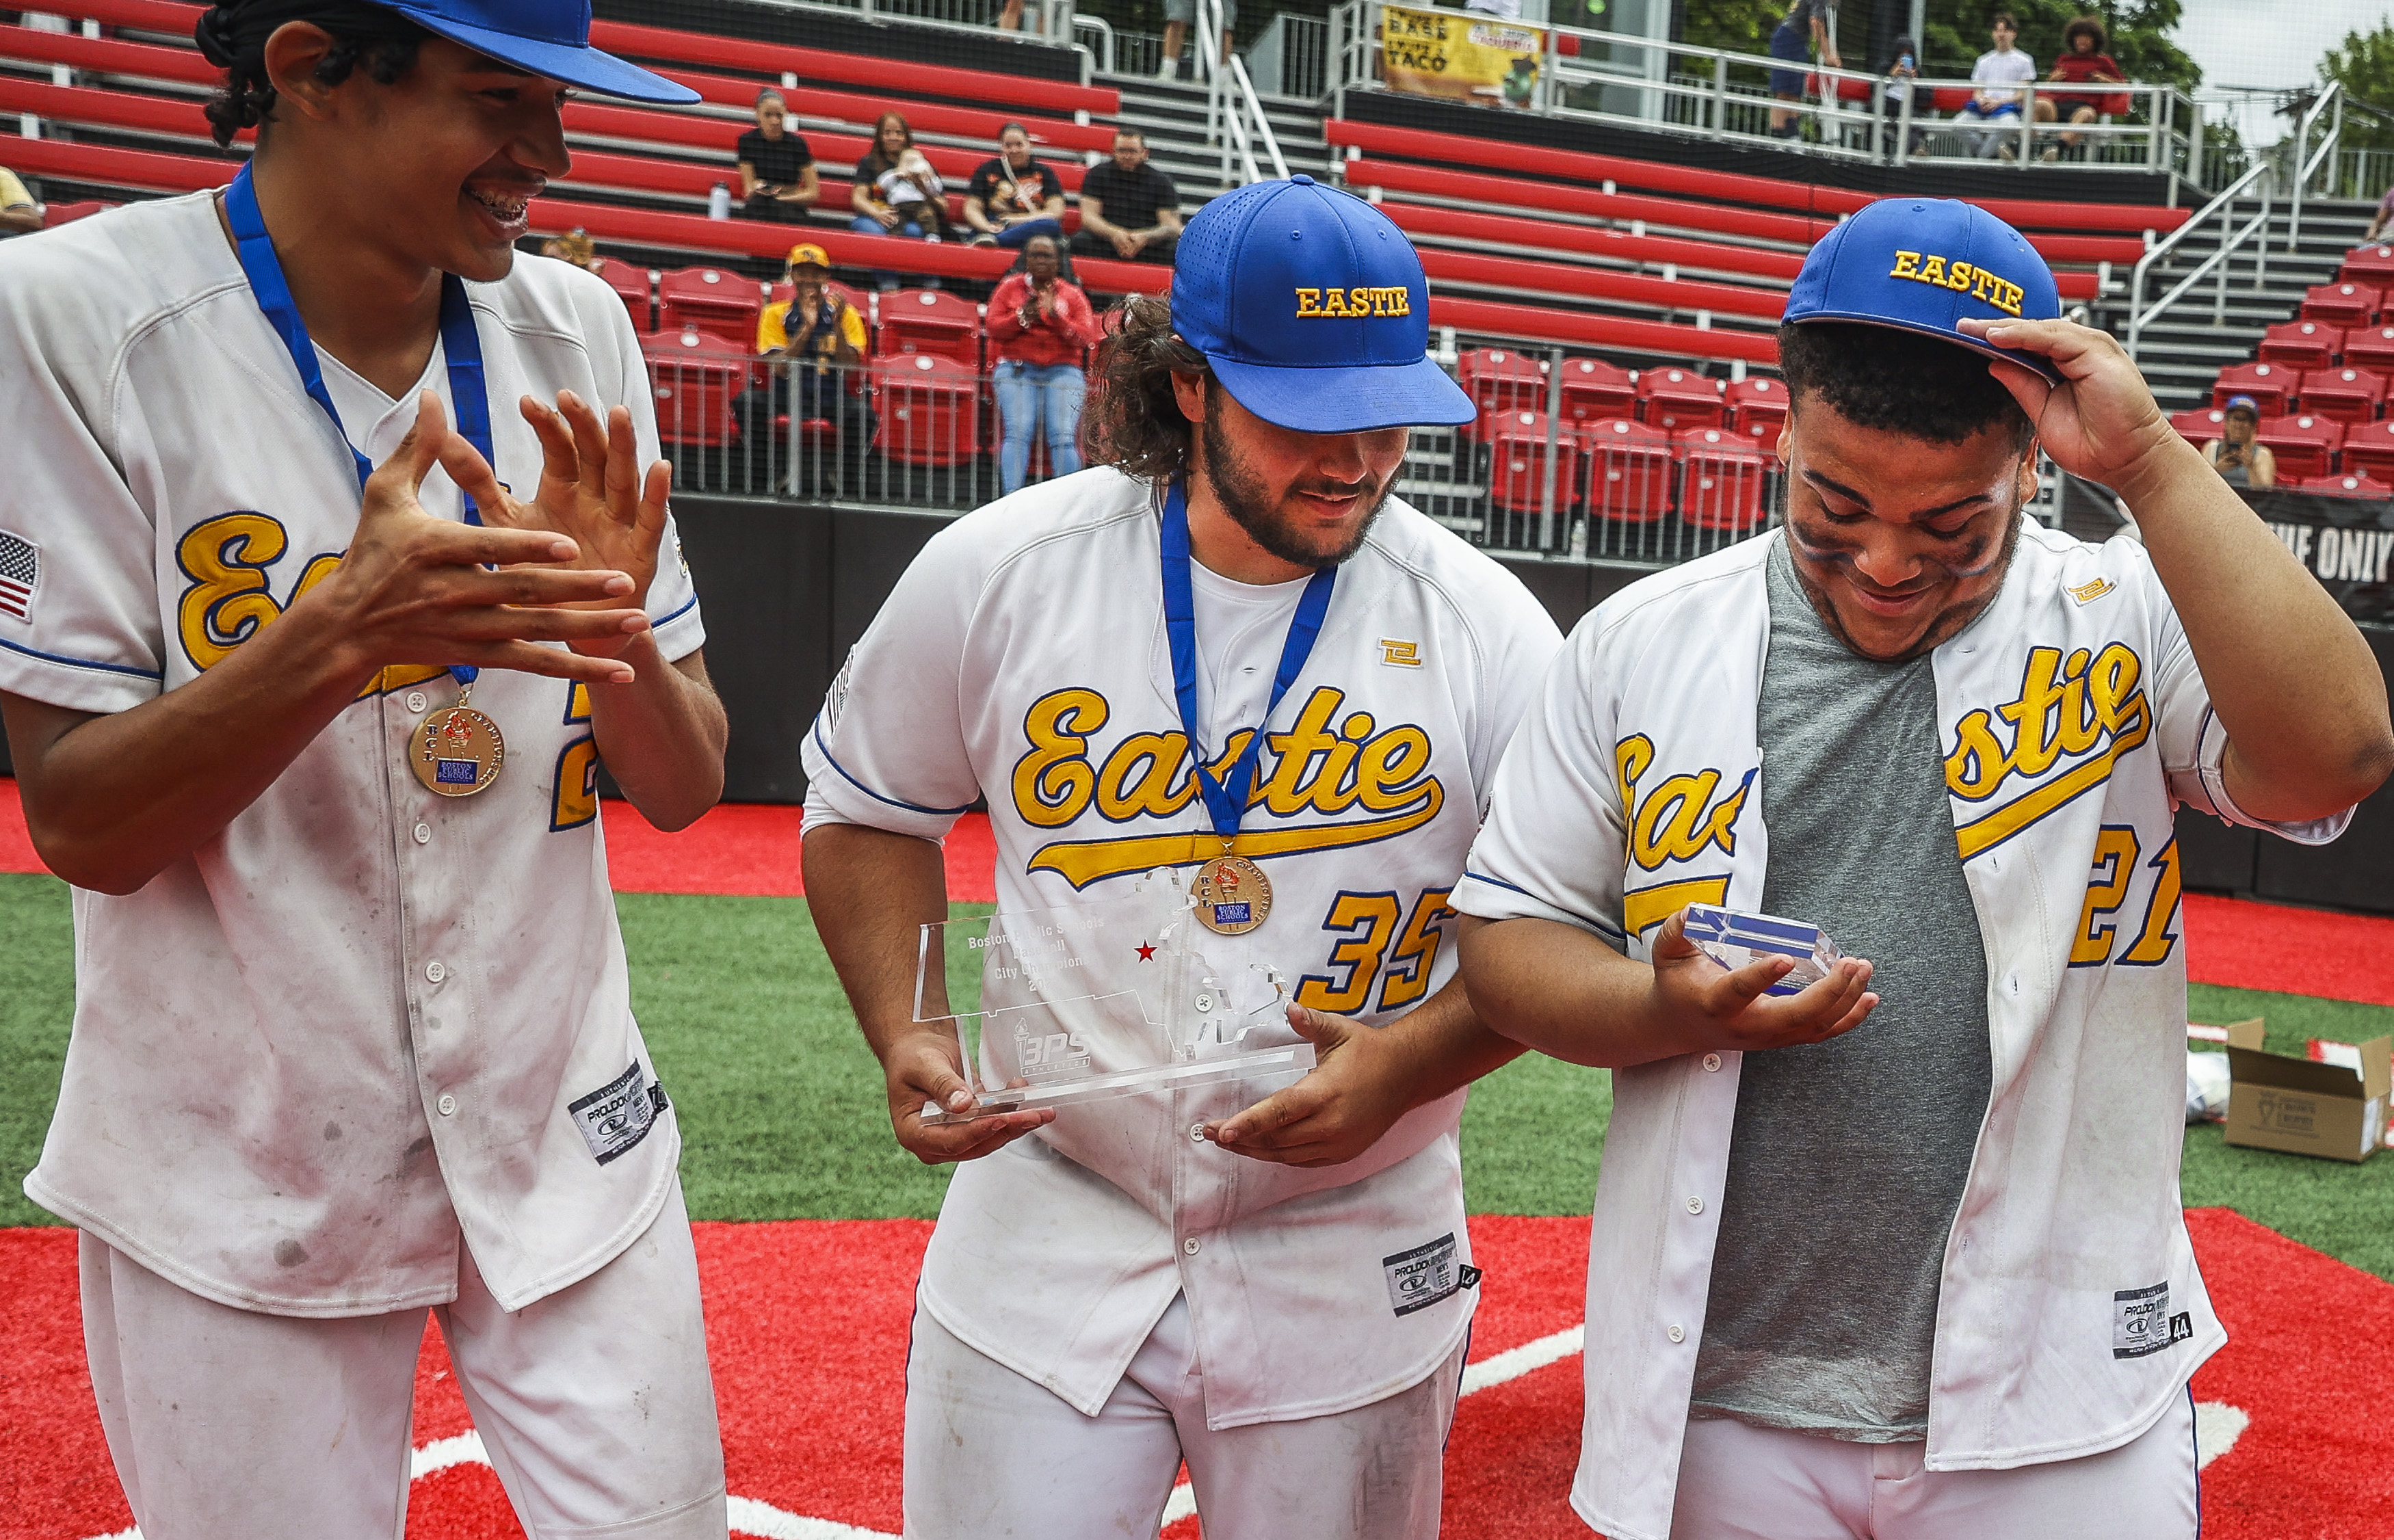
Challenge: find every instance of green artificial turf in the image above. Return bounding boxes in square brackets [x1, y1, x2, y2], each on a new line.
[0, 873, 2382, 1283]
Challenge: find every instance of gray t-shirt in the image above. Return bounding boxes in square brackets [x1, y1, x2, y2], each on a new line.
[1687, 537, 1994, 1442]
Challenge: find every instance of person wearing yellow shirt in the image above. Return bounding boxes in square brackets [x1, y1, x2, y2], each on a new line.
[0, 168, 43, 235]
[739, 243, 873, 493]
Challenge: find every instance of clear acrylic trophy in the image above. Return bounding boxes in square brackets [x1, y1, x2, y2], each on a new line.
[914, 867, 1315, 1127]
[1681, 904, 1843, 997]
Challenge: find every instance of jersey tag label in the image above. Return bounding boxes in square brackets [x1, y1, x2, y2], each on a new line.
[1379, 638, 1423, 667]
[1383, 1232, 1464, 1317]
[0, 529, 40, 624]
[2066, 576, 2116, 605]
[568, 1062, 670, 1166]
[2111, 1281, 2190, 1358]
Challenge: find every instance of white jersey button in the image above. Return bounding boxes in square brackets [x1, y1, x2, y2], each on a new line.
[436, 1093, 457, 1117]
[1701, 1052, 1722, 1072]
[413, 823, 432, 845]
[1183, 1237, 1201, 1256]
[1685, 1195, 1705, 1214]
[406, 691, 428, 713]
[425, 960, 447, 984]
[1666, 1323, 1686, 1344]
[1190, 1123, 1207, 1143]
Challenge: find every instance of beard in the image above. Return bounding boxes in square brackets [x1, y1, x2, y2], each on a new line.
[1785, 499, 2028, 665]
[1197, 396, 1392, 570]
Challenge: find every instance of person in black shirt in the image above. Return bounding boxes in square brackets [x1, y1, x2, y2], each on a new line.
[1767, 0, 1839, 137]
[962, 123, 1065, 250]
[1070, 129, 1181, 265]
[736, 89, 817, 224]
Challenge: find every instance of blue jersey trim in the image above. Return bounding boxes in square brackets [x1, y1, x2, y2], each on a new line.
[0, 634, 165, 681]
[1462, 869, 1627, 940]
[650, 592, 700, 630]
[811, 719, 977, 817]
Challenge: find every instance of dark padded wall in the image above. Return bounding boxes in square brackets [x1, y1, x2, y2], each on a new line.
[592, 0, 1087, 81]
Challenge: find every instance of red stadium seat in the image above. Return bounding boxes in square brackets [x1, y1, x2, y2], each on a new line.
[2258, 320, 2341, 371]
[2300, 282, 2381, 330]
[2211, 362, 2293, 419]
[2337, 419, 2394, 481]
[1675, 427, 1773, 533]
[1556, 356, 1635, 429]
[2343, 325, 2394, 376]
[2298, 367, 2386, 425]
[1725, 377, 1789, 444]
[876, 288, 981, 368]
[591, 257, 654, 333]
[2169, 407, 2227, 446]
[642, 330, 749, 447]
[872, 354, 982, 466]
[1458, 348, 1550, 438]
[1582, 418, 1676, 523]
[1485, 411, 1583, 514]
[1638, 367, 1724, 432]
[2343, 245, 2394, 287]
[658, 265, 764, 342]
[40, 199, 111, 227]
[2298, 471, 2394, 499]
[2256, 414, 2344, 481]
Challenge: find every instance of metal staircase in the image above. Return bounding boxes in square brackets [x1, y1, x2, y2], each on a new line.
[2122, 197, 2376, 413]
[1098, 71, 1335, 203]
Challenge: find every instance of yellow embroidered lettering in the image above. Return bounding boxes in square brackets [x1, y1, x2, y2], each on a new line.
[1295, 288, 1321, 317]
[1917, 255, 1948, 286]
[1889, 250, 1923, 279]
[1947, 261, 1975, 292]
[1350, 287, 1372, 315]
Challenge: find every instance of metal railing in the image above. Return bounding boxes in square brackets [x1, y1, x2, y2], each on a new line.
[1328, 0, 2207, 186]
[1245, 12, 1331, 101]
[2287, 81, 2344, 256]
[2124, 161, 2273, 364]
[2329, 144, 2394, 206]
[1195, 0, 1287, 187]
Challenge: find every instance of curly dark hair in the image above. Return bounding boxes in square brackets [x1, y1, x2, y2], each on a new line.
[2062, 16, 2109, 53]
[196, 0, 430, 148]
[1079, 292, 1213, 482]
[1776, 321, 2034, 451]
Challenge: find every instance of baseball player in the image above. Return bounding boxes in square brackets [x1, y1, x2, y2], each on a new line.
[0, 3, 732, 1537]
[800, 176, 1563, 1538]
[1455, 198, 2393, 1539]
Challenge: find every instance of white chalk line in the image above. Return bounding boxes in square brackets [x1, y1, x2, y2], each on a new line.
[81, 1332, 2248, 1539]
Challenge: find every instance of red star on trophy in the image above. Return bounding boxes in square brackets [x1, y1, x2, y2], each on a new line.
[1135, 942, 1157, 961]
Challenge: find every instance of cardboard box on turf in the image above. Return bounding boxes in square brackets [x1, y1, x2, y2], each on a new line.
[2221, 1019, 2391, 1164]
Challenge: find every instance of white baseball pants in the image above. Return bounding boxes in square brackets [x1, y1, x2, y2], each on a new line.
[1668, 1390, 2200, 1540]
[903, 1292, 1466, 1540]
[79, 1182, 727, 1540]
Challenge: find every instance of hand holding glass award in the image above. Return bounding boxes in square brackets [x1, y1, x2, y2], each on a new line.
[914, 866, 1316, 1127]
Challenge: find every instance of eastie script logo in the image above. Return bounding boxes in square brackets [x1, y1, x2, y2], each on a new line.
[1010, 685, 1443, 888]
[1943, 642, 2153, 860]
[1614, 733, 1755, 936]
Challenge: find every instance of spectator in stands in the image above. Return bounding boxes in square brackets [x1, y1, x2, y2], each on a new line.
[1767, 0, 1838, 139]
[986, 233, 1101, 495]
[738, 243, 873, 486]
[1072, 129, 1182, 265]
[1158, 0, 1233, 80]
[736, 89, 819, 224]
[1958, 12, 2036, 160]
[2359, 183, 2394, 246]
[851, 111, 943, 292]
[964, 124, 1066, 250]
[0, 163, 40, 236]
[2208, 396, 2276, 489]
[2034, 15, 2126, 162]
[539, 226, 602, 271]
[1878, 35, 1928, 156]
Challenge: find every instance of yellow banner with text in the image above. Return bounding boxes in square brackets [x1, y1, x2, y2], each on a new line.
[1381, 4, 1544, 109]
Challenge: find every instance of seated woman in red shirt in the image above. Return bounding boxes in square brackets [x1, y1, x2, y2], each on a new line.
[2034, 15, 2127, 161]
[986, 235, 1104, 495]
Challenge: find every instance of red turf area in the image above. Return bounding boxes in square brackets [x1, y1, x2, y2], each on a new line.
[0, 1212, 2385, 1539]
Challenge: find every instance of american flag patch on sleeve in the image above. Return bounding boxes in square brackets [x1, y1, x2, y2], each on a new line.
[0, 531, 37, 623]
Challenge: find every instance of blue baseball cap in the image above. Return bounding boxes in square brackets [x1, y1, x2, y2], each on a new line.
[1171, 175, 1474, 433]
[1785, 198, 2062, 382]
[380, 0, 698, 103]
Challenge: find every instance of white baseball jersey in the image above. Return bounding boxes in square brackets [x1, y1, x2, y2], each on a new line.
[802, 466, 1561, 1426]
[1454, 526, 2350, 1540]
[0, 193, 706, 1316]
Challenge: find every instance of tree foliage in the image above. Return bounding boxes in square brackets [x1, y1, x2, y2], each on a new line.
[1675, 0, 2196, 90]
[2321, 21, 2394, 152]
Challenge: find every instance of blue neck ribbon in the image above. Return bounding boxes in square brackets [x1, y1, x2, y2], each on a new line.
[1159, 481, 1337, 841]
[223, 162, 491, 687]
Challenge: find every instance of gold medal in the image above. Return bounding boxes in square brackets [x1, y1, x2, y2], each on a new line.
[1192, 852, 1272, 935]
[412, 684, 505, 797]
